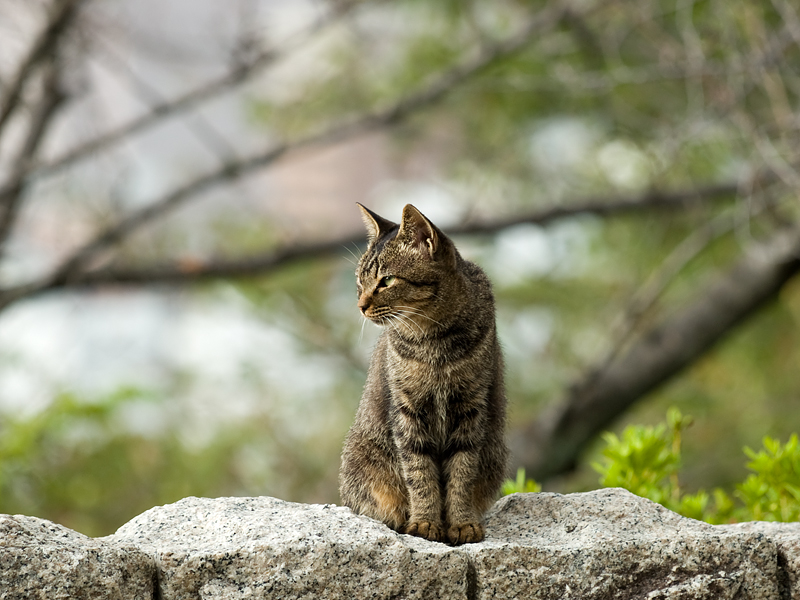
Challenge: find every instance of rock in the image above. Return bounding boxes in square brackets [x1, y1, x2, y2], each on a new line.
[111, 496, 471, 600]
[0, 514, 154, 599]
[473, 489, 780, 600]
[107, 488, 797, 600]
[722, 520, 800, 599]
[5, 489, 800, 599]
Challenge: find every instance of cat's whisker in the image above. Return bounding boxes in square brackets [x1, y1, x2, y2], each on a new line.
[396, 306, 444, 328]
[396, 305, 440, 319]
[386, 315, 405, 337]
[393, 306, 430, 319]
[358, 315, 368, 344]
[394, 305, 425, 314]
[385, 313, 405, 333]
[342, 244, 362, 264]
[395, 310, 427, 332]
[392, 311, 424, 337]
[405, 315, 438, 333]
[397, 318, 422, 339]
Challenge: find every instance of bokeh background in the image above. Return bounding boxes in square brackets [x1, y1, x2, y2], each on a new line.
[1, 0, 799, 536]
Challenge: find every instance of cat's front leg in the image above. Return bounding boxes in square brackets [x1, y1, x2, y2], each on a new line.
[443, 395, 488, 545]
[392, 404, 445, 542]
[443, 449, 484, 544]
[399, 450, 444, 542]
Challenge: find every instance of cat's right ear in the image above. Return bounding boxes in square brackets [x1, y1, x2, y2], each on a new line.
[357, 203, 396, 243]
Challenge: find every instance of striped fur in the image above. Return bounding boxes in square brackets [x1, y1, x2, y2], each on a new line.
[339, 203, 508, 545]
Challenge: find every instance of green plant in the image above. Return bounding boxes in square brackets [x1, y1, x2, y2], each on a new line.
[503, 408, 800, 523]
[737, 434, 800, 522]
[591, 407, 697, 514]
[502, 467, 541, 495]
[590, 408, 800, 523]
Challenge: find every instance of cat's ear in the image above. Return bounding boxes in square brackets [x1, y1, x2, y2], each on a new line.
[399, 204, 452, 261]
[357, 203, 396, 243]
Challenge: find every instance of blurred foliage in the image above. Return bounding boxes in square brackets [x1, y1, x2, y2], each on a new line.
[502, 467, 542, 495]
[738, 435, 800, 522]
[0, 382, 354, 536]
[0, 390, 231, 536]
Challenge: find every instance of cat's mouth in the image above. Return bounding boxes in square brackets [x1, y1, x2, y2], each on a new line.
[364, 307, 411, 329]
[364, 307, 432, 338]
[363, 307, 392, 325]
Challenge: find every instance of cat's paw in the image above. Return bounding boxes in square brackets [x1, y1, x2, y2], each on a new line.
[447, 522, 484, 545]
[404, 520, 444, 542]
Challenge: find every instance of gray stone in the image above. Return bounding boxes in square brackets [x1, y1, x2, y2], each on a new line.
[722, 520, 800, 599]
[6, 488, 800, 599]
[0, 514, 154, 600]
[111, 496, 471, 600]
[472, 489, 780, 599]
[107, 489, 797, 600]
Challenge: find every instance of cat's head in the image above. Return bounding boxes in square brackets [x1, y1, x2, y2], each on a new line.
[355, 203, 461, 336]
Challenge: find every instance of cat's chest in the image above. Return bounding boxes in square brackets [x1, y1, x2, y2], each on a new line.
[388, 360, 450, 437]
[388, 348, 464, 389]
[383, 335, 489, 442]
[386, 355, 476, 414]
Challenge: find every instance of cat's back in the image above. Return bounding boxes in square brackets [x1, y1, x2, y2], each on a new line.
[458, 257, 497, 324]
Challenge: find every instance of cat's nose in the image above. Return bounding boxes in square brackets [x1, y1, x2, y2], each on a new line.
[358, 296, 370, 314]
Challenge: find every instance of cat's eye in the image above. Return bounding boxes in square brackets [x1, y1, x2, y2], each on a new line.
[377, 275, 396, 288]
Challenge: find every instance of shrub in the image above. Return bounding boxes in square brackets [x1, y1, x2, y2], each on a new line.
[503, 408, 800, 524]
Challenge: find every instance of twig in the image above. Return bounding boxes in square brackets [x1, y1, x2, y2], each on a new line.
[16, 0, 368, 182]
[770, 0, 800, 53]
[598, 183, 785, 378]
[454, 182, 740, 236]
[30, 0, 580, 290]
[0, 60, 67, 254]
[0, 180, 739, 307]
[90, 33, 239, 163]
[0, 0, 81, 136]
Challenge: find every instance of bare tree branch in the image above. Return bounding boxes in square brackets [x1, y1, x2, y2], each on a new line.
[0, 180, 739, 308]
[0, 0, 81, 136]
[14, 0, 368, 183]
[771, 0, 800, 49]
[600, 185, 786, 378]
[453, 182, 741, 236]
[511, 224, 800, 482]
[15, 0, 583, 295]
[89, 34, 239, 164]
[0, 59, 67, 253]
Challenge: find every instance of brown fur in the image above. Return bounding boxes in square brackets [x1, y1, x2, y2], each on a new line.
[339, 203, 509, 545]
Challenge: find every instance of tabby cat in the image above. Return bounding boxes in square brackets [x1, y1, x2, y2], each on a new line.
[339, 203, 508, 545]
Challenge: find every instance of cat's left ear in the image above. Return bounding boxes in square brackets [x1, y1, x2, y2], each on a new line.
[357, 203, 396, 244]
[399, 204, 453, 262]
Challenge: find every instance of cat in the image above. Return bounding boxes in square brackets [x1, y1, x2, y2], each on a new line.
[339, 203, 508, 545]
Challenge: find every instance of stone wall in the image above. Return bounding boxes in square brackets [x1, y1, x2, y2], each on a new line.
[3, 488, 800, 599]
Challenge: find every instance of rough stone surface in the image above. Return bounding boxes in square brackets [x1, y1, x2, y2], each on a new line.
[111, 496, 469, 600]
[470, 489, 780, 600]
[723, 520, 800, 599]
[0, 514, 155, 599]
[108, 489, 798, 600]
[6, 489, 800, 599]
